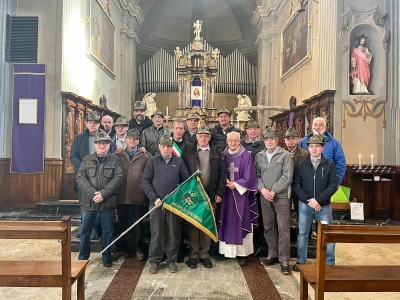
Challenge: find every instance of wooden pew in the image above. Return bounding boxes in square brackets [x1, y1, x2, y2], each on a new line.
[298, 221, 400, 300]
[0, 216, 88, 300]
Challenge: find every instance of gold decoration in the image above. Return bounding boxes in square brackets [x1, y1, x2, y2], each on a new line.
[86, 16, 91, 23]
[308, 20, 313, 27]
[342, 98, 386, 128]
[306, 52, 312, 59]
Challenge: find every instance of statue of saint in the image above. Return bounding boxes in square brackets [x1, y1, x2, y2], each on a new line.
[193, 20, 203, 41]
[350, 34, 372, 94]
[143, 93, 157, 118]
[236, 95, 252, 122]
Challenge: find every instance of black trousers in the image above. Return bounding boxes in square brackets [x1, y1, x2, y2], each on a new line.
[115, 204, 146, 251]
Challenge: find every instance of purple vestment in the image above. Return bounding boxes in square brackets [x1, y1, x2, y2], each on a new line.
[217, 145, 259, 245]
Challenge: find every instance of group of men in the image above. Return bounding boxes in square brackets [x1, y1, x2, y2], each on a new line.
[70, 101, 346, 276]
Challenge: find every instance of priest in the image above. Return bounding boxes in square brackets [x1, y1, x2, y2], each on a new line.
[217, 131, 258, 266]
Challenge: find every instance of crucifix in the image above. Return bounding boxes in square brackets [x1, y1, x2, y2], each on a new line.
[234, 86, 292, 130]
[228, 162, 238, 182]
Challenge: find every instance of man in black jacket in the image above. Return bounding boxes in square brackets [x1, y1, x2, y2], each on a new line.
[211, 108, 240, 152]
[142, 134, 190, 274]
[99, 115, 116, 139]
[183, 112, 200, 144]
[240, 119, 264, 161]
[77, 130, 123, 267]
[182, 125, 226, 269]
[292, 135, 338, 271]
[70, 111, 102, 239]
[128, 101, 153, 134]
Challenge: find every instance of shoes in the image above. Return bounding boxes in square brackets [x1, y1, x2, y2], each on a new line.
[280, 262, 291, 275]
[136, 250, 146, 261]
[103, 259, 112, 268]
[149, 262, 159, 274]
[237, 257, 247, 266]
[200, 258, 213, 268]
[293, 262, 301, 272]
[260, 257, 279, 266]
[91, 231, 100, 240]
[167, 262, 178, 273]
[112, 250, 126, 261]
[214, 254, 227, 261]
[187, 258, 197, 269]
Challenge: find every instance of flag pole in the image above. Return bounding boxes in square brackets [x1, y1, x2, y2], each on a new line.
[88, 170, 201, 265]
[88, 206, 157, 265]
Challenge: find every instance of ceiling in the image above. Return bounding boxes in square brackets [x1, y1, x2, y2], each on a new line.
[136, 0, 259, 66]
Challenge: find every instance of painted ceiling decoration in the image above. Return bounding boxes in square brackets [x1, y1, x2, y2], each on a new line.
[137, 0, 258, 66]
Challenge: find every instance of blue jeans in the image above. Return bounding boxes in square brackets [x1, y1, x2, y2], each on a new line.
[79, 209, 115, 261]
[297, 201, 335, 265]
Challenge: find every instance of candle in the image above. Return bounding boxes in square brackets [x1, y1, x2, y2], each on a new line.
[358, 154, 362, 169]
[371, 154, 374, 168]
[166, 106, 169, 116]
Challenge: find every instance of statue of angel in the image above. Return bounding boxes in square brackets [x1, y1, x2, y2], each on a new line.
[193, 20, 203, 40]
[143, 93, 157, 118]
[174, 46, 182, 60]
[236, 95, 252, 122]
[212, 48, 220, 60]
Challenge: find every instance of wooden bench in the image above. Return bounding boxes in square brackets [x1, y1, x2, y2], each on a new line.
[0, 216, 88, 300]
[298, 221, 400, 300]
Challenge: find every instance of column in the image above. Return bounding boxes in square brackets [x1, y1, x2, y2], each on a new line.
[0, 0, 12, 157]
[317, 0, 337, 91]
[252, 3, 278, 123]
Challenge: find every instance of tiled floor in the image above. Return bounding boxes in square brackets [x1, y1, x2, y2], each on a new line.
[1, 235, 400, 299]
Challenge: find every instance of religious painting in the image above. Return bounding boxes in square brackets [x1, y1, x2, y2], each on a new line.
[88, 0, 115, 78]
[191, 86, 202, 107]
[281, 0, 310, 80]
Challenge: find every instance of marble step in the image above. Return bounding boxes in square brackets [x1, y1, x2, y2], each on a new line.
[35, 199, 81, 215]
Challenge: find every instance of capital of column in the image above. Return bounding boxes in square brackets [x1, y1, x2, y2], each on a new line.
[117, 0, 143, 45]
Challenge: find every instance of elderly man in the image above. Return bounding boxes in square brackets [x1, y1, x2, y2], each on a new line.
[110, 116, 129, 153]
[284, 127, 308, 220]
[241, 119, 264, 161]
[70, 111, 101, 239]
[114, 129, 150, 261]
[140, 110, 165, 156]
[211, 108, 240, 152]
[298, 117, 346, 186]
[218, 131, 258, 266]
[255, 127, 294, 275]
[142, 135, 190, 274]
[292, 135, 338, 271]
[183, 112, 200, 144]
[128, 101, 153, 134]
[77, 130, 123, 267]
[182, 125, 226, 269]
[100, 115, 116, 138]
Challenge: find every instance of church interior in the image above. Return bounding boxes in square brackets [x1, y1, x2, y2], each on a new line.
[0, 0, 400, 299]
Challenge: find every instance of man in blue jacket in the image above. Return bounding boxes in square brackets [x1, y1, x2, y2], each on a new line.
[142, 134, 190, 274]
[292, 135, 338, 271]
[298, 117, 346, 186]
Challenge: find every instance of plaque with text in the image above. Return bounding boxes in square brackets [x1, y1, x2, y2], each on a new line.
[19, 98, 38, 124]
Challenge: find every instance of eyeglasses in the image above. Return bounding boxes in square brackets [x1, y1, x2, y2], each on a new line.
[96, 143, 109, 147]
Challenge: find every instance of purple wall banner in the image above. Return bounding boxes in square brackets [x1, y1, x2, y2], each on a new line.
[11, 64, 46, 173]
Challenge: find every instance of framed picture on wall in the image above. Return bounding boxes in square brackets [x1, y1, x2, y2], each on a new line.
[88, 0, 116, 79]
[281, 0, 312, 81]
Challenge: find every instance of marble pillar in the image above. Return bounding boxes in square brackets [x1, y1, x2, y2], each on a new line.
[0, 0, 12, 158]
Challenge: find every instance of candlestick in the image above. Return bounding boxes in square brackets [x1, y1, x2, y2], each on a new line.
[371, 154, 374, 168]
[166, 106, 169, 116]
[358, 154, 362, 169]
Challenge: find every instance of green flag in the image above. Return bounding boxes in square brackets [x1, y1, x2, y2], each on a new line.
[162, 171, 218, 242]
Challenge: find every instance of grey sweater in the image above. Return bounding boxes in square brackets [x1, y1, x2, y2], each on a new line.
[254, 146, 294, 198]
